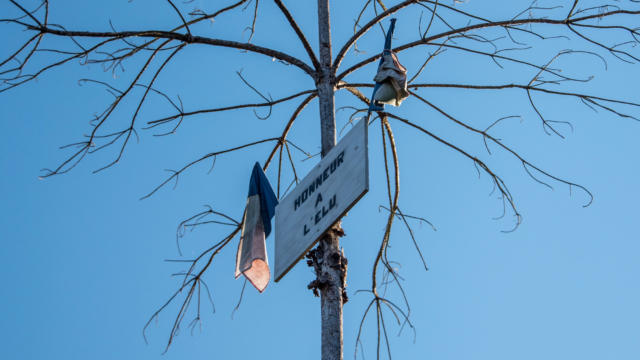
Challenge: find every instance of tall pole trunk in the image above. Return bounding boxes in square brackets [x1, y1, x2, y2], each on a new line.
[312, 1, 345, 360]
[317, 0, 336, 157]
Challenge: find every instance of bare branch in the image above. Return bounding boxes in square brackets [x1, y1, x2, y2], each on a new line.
[334, 0, 419, 71]
[145, 89, 316, 130]
[165, 0, 192, 38]
[141, 138, 280, 200]
[19, 26, 315, 76]
[273, 0, 321, 71]
[337, 8, 640, 81]
[409, 91, 593, 207]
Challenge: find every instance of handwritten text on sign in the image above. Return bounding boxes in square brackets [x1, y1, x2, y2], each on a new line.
[275, 119, 369, 282]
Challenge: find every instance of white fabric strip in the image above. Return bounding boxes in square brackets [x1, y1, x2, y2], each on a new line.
[235, 194, 270, 292]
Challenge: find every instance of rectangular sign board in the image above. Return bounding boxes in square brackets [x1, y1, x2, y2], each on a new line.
[274, 119, 369, 282]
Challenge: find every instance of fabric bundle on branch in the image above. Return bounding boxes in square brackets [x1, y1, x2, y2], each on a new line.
[235, 162, 278, 292]
[369, 18, 409, 112]
[373, 51, 409, 106]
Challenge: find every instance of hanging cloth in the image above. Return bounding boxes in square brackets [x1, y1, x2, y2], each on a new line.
[369, 18, 409, 112]
[235, 162, 278, 292]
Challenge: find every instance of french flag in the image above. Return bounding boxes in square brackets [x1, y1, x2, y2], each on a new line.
[235, 162, 278, 292]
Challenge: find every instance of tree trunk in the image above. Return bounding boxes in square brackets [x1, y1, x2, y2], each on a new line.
[317, 0, 336, 157]
[314, 1, 345, 360]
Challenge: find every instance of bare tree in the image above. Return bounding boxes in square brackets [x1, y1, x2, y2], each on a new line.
[2, 0, 639, 359]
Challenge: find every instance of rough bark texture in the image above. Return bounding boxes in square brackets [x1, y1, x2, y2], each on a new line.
[312, 1, 346, 360]
[307, 227, 347, 360]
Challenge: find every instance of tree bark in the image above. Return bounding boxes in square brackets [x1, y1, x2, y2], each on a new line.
[314, 1, 345, 360]
[317, 0, 336, 157]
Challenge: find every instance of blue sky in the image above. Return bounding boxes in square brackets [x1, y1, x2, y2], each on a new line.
[1, 1, 639, 359]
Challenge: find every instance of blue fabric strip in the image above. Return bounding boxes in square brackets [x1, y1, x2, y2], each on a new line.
[248, 162, 278, 238]
[383, 18, 396, 51]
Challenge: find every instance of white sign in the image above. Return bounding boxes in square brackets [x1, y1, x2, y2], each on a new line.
[274, 119, 369, 282]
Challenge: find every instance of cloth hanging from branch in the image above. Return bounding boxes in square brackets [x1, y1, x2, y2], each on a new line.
[369, 18, 409, 112]
[235, 162, 278, 292]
